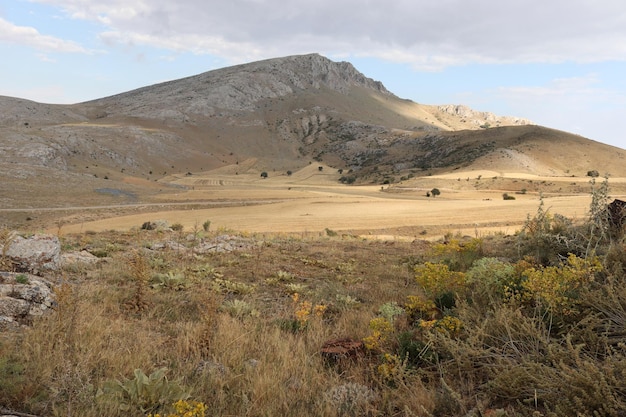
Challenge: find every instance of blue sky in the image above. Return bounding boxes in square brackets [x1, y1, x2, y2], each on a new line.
[1, 0, 625, 150]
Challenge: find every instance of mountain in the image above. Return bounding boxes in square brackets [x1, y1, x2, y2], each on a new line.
[0, 53, 624, 216]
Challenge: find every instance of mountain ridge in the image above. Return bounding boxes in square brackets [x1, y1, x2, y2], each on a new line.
[0, 53, 625, 226]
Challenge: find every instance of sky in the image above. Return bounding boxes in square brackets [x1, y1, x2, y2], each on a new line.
[1, 0, 625, 150]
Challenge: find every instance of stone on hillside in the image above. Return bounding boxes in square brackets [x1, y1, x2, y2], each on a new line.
[0, 272, 55, 329]
[150, 240, 187, 252]
[61, 250, 102, 267]
[194, 235, 258, 254]
[1, 234, 61, 274]
[141, 219, 171, 231]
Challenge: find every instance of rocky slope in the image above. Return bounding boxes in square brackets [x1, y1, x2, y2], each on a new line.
[0, 53, 624, 219]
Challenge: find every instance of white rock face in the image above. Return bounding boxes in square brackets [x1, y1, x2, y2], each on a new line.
[2, 234, 61, 275]
[437, 104, 532, 127]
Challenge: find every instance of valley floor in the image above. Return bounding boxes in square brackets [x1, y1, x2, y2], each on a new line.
[53, 168, 626, 240]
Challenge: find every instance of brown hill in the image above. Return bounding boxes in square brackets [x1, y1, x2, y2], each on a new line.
[0, 53, 624, 221]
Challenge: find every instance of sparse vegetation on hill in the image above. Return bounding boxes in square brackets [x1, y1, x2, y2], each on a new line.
[1, 182, 625, 417]
[3, 53, 624, 224]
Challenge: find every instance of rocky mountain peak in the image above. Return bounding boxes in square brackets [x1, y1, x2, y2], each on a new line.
[85, 54, 392, 118]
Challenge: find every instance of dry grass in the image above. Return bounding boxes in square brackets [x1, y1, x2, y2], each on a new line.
[2, 195, 626, 416]
[0, 230, 426, 416]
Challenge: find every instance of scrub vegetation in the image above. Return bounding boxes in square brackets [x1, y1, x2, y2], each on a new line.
[1, 184, 625, 417]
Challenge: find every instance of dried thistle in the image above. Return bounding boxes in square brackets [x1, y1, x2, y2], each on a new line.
[126, 250, 150, 312]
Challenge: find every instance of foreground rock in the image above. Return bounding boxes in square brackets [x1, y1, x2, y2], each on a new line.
[60, 250, 102, 267]
[0, 272, 55, 329]
[1, 234, 61, 275]
[150, 234, 260, 254]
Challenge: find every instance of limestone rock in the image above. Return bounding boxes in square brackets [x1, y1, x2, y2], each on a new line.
[0, 272, 55, 329]
[193, 235, 258, 254]
[60, 250, 102, 266]
[1, 234, 61, 275]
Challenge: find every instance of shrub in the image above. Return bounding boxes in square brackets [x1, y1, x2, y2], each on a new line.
[466, 257, 516, 304]
[170, 223, 184, 232]
[378, 302, 405, 324]
[502, 193, 516, 200]
[519, 253, 602, 314]
[430, 238, 483, 271]
[202, 220, 211, 232]
[260, 171, 268, 178]
[96, 368, 190, 414]
[431, 188, 441, 197]
[148, 400, 207, 417]
[414, 262, 466, 300]
[15, 274, 29, 284]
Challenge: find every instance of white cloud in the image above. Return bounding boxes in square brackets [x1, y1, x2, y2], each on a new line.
[27, 0, 626, 68]
[0, 16, 90, 53]
[492, 74, 626, 145]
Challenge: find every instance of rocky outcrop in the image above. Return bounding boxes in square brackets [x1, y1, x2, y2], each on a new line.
[1, 234, 61, 275]
[0, 272, 56, 329]
[86, 53, 393, 117]
[437, 104, 532, 127]
[149, 235, 259, 255]
[60, 250, 102, 267]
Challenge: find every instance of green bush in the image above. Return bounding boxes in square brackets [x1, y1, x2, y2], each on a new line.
[15, 274, 29, 284]
[96, 368, 190, 414]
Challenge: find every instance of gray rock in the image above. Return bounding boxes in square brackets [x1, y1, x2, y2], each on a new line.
[1, 234, 61, 275]
[0, 273, 55, 328]
[193, 235, 258, 254]
[61, 250, 101, 266]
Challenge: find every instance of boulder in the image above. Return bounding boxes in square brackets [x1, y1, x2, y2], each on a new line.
[0, 272, 55, 329]
[1, 234, 61, 274]
[61, 250, 102, 266]
[194, 235, 259, 254]
[608, 199, 626, 230]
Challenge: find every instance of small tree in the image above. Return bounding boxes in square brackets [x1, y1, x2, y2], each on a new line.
[286, 170, 292, 176]
[431, 188, 441, 197]
[318, 166, 323, 172]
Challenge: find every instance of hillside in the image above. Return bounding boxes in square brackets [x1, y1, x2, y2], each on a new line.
[1, 53, 625, 230]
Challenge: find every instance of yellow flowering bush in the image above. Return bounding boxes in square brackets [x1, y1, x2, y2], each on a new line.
[405, 295, 438, 320]
[520, 253, 602, 314]
[377, 353, 404, 382]
[414, 262, 466, 299]
[148, 400, 207, 417]
[430, 238, 483, 271]
[434, 316, 464, 337]
[363, 317, 394, 351]
[292, 293, 326, 325]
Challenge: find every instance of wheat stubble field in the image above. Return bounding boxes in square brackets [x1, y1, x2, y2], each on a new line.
[57, 163, 626, 238]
